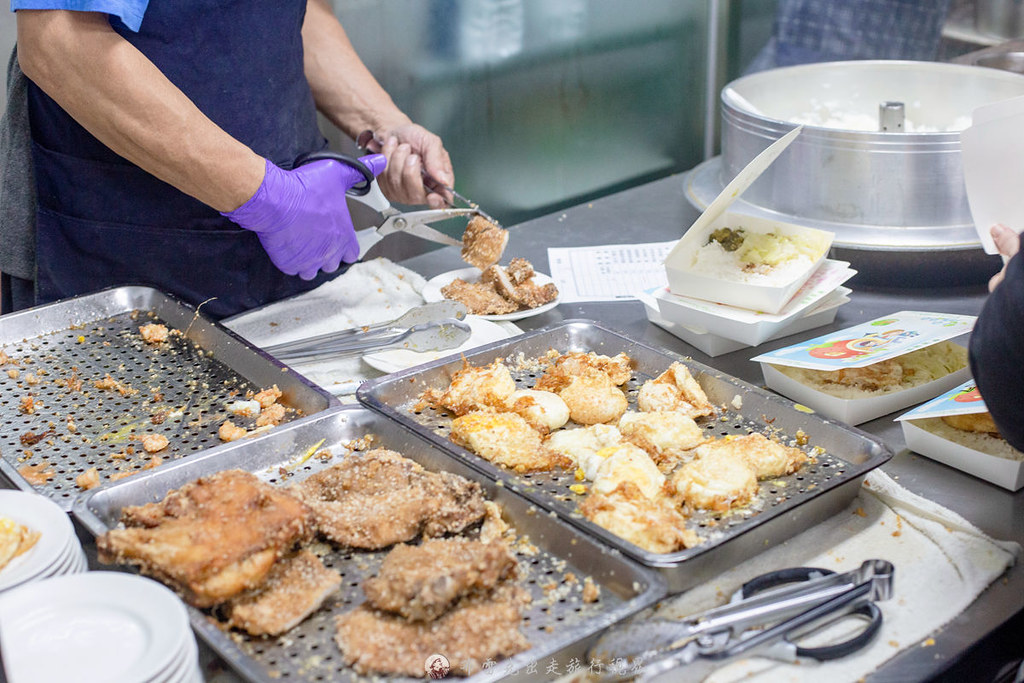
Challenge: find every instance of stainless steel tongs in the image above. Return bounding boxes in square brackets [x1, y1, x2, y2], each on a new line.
[588, 559, 895, 682]
[262, 301, 470, 363]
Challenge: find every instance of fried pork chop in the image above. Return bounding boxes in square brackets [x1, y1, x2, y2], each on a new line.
[363, 538, 517, 621]
[291, 449, 487, 549]
[461, 215, 509, 270]
[441, 278, 519, 316]
[335, 584, 531, 677]
[98, 469, 314, 607]
[226, 549, 342, 636]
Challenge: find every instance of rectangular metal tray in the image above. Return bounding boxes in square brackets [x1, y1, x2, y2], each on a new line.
[0, 286, 337, 510]
[73, 405, 665, 683]
[357, 319, 894, 592]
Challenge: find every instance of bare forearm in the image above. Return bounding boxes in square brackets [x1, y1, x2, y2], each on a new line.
[301, 0, 410, 138]
[17, 10, 263, 212]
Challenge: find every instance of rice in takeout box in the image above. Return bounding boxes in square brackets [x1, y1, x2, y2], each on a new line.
[752, 311, 975, 425]
[664, 126, 835, 315]
[897, 380, 1024, 491]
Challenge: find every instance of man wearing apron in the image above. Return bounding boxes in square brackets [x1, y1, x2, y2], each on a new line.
[2, 0, 453, 320]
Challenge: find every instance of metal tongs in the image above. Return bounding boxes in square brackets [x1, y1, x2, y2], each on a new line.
[294, 150, 479, 260]
[588, 559, 895, 682]
[262, 301, 470, 363]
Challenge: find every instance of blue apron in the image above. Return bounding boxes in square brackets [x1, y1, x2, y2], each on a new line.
[28, 0, 341, 320]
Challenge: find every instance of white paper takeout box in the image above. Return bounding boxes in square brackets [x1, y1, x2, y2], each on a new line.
[896, 380, 1024, 491]
[665, 127, 835, 314]
[760, 361, 971, 426]
[641, 286, 850, 357]
[652, 259, 855, 347]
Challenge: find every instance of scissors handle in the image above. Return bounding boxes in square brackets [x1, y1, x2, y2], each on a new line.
[737, 566, 885, 662]
[293, 150, 375, 196]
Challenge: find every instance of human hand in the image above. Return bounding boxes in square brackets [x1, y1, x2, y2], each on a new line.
[222, 154, 386, 280]
[988, 223, 1021, 292]
[363, 124, 454, 209]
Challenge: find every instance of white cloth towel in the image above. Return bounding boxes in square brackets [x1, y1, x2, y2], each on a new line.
[643, 469, 1019, 682]
[224, 258, 428, 395]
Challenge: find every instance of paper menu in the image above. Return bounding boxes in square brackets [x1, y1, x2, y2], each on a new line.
[896, 379, 987, 421]
[547, 241, 676, 303]
[750, 311, 976, 370]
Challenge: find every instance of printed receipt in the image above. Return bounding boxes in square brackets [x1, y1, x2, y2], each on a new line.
[547, 241, 676, 303]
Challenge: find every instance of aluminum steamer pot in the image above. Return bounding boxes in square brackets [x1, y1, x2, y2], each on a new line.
[704, 61, 1024, 285]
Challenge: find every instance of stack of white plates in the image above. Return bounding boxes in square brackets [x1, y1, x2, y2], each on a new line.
[0, 571, 202, 682]
[0, 490, 86, 592]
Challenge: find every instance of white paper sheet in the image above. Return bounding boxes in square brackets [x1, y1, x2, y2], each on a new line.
[547, 241, 676, 303]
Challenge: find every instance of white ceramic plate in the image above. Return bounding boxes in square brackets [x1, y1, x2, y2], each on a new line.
[422, 267, 560, 321]
[362, 316, 518, 374]
[0, 572, 191, 683]
[0, 491, 75, 591]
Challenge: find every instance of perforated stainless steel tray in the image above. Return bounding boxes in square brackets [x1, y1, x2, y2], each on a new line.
[73, 406, 665, 683]
[357, 320, 893, 592]
[0, 286, 337, 510]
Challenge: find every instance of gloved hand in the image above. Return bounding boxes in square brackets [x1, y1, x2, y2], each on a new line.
[222, 154, 387, 280]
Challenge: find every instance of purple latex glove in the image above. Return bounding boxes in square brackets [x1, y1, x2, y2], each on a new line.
[222, 154, 387, 280]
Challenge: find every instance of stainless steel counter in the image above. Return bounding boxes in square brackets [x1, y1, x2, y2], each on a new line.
[402, 174, 1022, 682]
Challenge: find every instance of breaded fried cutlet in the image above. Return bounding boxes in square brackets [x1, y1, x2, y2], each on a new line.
[581, 482, 698, 554]
[226, 549, 342, 636]
[98, 469, 314, 607]
[291, 449, 486, 549]
[461, 215, 509, 270]
[363, 538, 517, 621]
[450, 411, 569, 472]
[441, 278, 519, 315]
[335, 584, 531, 677]
[941, 411, 1001, 435]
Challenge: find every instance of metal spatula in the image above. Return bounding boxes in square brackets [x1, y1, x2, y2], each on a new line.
[263, 301, 470, 362]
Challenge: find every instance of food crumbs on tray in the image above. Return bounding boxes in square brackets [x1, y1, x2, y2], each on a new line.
[794, 404, 815, 413]
[76, 467, 101, 490]
[582, 576, 600, 603]
[922, 638, 935, 647]
[569, 484, 587, 495]
[142, 434, 169, 453]
[19, 462, 55, 485]
[854, 507, 866, 517]
[139, 323, 169, 344]
[889, 640, 900, 648]
[731, 395, 743, 410]
[218, 420, 248, 442]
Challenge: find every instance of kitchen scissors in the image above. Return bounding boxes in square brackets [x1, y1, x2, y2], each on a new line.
[588, 558, 894, 682]
[294, 151, 478, 259]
